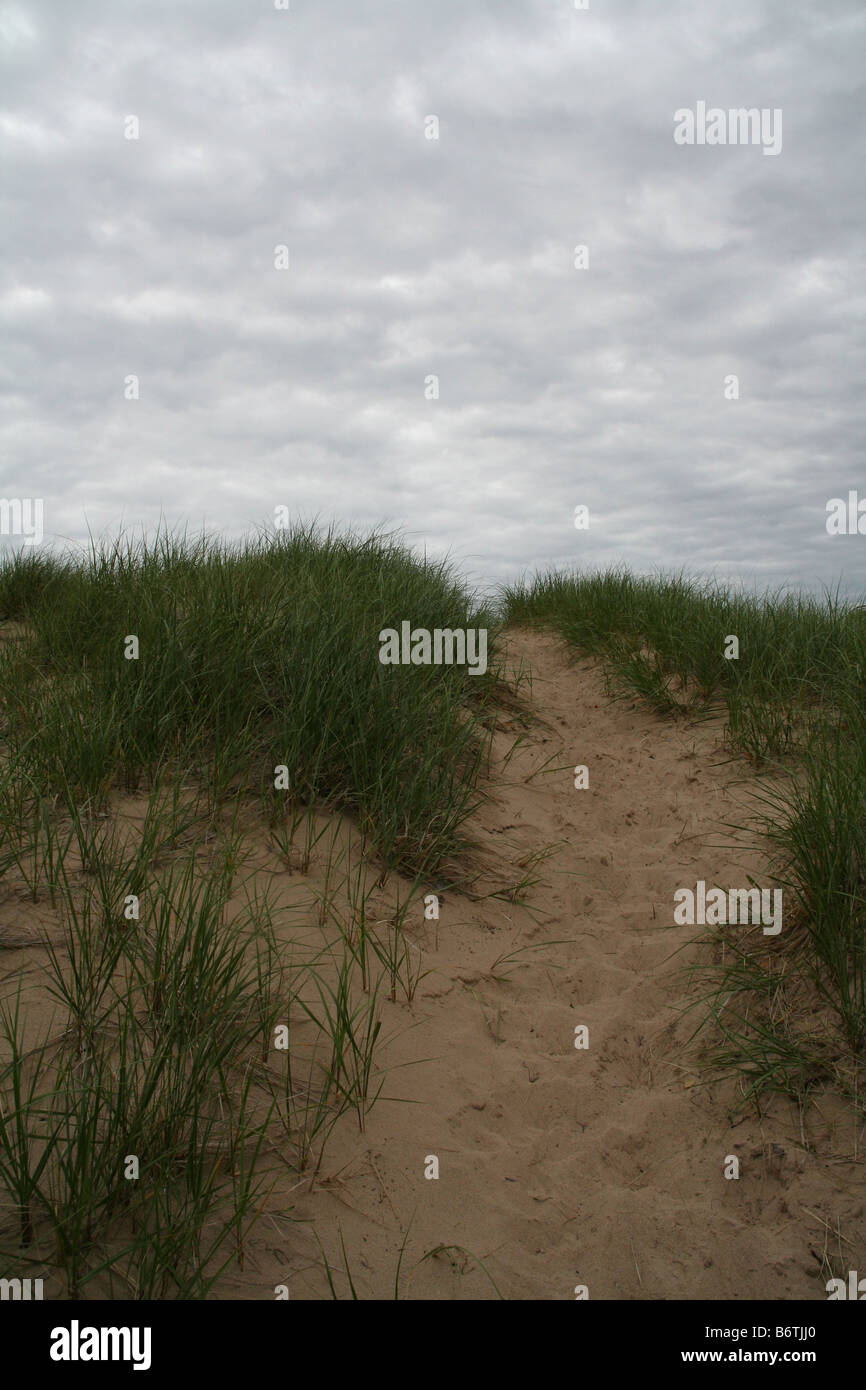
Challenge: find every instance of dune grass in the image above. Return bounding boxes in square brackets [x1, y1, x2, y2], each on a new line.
[0, 525, 501, 872]
[0, 524, 505, 1297]
[503, 566, 866, 1116]
[5, 530, 861, 1296]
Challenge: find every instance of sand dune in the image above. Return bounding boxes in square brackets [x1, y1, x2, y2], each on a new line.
[3, 628, 863, 1299]
[225, 630, 865, 1299]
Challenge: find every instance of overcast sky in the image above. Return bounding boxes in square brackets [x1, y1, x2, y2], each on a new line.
[2, 0, 864, 597]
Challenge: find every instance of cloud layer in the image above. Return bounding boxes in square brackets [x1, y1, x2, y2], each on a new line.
[2, 0, 864, 595]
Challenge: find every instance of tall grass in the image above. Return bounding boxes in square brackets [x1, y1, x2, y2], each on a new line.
[0, 523, 507, 1297]
[0, 523, 500, 872]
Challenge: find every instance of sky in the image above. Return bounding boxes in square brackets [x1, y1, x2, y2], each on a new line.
[1, 0, 864, 598]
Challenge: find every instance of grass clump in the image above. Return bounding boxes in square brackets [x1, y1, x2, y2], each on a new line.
[0, 522, 508, 1298]
[503, 565, 866, 1116]
[0, 523, 501, 874]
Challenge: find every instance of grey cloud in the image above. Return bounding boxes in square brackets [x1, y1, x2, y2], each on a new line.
[1, 0, 864, 596]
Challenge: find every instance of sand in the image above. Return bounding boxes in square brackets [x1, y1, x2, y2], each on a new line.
[3, 629, 864, 1299]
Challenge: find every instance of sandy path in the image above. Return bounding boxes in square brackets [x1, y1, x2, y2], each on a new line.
[264, 629, 864, 1300]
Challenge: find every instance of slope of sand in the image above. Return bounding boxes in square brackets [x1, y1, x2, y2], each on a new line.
[230, 630, 865, 1299]
[2, 629, 864, 1298]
